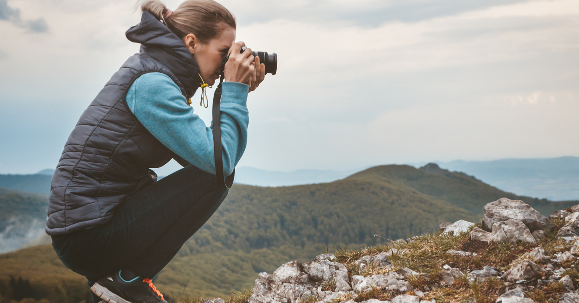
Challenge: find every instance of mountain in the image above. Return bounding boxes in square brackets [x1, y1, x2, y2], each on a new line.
[36, 169, 55, 176]
[436, 156, 579, 201]
[0, 173, 52, 194]
[0, 187, 49, 253]
[0, 164, 577, 300]
[232, 166, 368, 187]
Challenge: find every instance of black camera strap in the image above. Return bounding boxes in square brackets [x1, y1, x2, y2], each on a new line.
[211, 76, 235, 189]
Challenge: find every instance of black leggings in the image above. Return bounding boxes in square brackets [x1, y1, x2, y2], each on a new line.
[51, 164, 228, 286]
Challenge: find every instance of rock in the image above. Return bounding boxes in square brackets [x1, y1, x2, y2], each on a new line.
[391, 295, 420, 303]
[356, 252, 391, 270]
[502, 260, 545, 282]
[498, 287, 525, 298]
[571, 240, 579, 255]
[469, 266, 500, 281]
[560, 292, 579, 303]
[560, 275, 575, 291]
[496, 298, 533, 303]
[447, 250, 478, 257]
[567, 212, 579, 223]
[520, 247, 548, 262]
[532, 230, 545, 240]
[351, 273, 412, 293]
[549, 209, 571, 222]
[302, 256, 351, 291]
[556, 251, 575, 263]
[395, 267, 418, 279]
[203, 299, 225, 303]
[274, 261, 307, 284]
[490, 219, 536, 244]
[363, 299, 391, 303]
[559, 219, 579, 238]
[443, 220, 475, 236]
[441, 268, 465, 285]
[471, 227, 493, 243]
[482, 198, 551, 232]
[439, 222, 452, 232]
[315, 253, 337, 262]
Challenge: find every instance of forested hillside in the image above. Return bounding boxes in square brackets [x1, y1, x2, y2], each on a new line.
[0, 188, 49, 253]
[0, 164, 577, 301]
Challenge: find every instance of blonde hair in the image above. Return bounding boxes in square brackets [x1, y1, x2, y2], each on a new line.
[138, 0, 236, 42]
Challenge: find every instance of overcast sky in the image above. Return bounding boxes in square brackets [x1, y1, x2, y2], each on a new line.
[0, 0, 578, 175]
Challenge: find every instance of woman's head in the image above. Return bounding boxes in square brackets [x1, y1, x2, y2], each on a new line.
[140, 0, 236, 85]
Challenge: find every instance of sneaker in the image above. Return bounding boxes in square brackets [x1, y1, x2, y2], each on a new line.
[90, 270, 166, 303]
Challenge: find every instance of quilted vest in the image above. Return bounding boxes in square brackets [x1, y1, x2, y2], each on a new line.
[46, 11, 201, 236]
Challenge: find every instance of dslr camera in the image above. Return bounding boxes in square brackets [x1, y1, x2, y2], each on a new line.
[222, 46, 277, 75]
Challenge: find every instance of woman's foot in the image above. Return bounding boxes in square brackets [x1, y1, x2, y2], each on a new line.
[90, 270, 167, 303]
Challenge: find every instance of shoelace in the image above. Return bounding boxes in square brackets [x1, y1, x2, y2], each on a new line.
[143, 278, 164, 301]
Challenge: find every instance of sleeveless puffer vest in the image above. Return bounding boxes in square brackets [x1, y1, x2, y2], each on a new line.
[46, 12, 201, 236]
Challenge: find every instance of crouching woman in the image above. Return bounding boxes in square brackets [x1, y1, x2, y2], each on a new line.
[46, 1, 265, 302]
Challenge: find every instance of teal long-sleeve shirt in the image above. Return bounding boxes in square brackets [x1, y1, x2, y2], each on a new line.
[125, 72, 249, 176]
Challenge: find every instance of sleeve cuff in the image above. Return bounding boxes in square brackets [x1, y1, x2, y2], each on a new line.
[221, 82, 249, 106]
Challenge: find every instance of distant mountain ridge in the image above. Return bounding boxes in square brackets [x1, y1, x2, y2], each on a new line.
[7, 156, 578, 201]
[436, 156, 579, 201]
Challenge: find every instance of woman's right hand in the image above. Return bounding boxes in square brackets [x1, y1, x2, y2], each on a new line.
[223, 41, 256, 86]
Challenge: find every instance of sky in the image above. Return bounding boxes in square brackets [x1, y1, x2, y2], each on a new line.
[0, 0, 578, 175]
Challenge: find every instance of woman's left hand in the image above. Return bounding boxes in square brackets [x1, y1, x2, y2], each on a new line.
[249, 56, 266, 92]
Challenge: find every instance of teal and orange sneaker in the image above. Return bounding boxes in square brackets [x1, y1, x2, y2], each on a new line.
[90, 270, 166, 303]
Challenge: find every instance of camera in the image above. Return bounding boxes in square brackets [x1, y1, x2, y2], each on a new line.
[221, 46, 277, 75]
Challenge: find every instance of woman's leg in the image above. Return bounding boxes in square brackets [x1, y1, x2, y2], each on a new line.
[54, 164, 228, 281]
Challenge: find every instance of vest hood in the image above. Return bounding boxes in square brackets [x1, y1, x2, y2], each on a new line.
[126, 11, 200, 98]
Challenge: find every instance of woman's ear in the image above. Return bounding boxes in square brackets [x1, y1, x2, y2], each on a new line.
[183, 33, 198, 54]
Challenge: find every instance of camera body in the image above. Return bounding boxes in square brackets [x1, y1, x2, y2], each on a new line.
[221, 46, 277, 75]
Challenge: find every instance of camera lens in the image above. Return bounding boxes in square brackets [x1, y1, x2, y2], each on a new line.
[240, 46, 277, 75]
[254, 51, 277, 75]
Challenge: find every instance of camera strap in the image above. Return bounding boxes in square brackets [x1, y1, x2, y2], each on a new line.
[211, 76, 235, 189]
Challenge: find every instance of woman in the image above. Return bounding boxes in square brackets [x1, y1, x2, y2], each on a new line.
[46, 1, 265, 302]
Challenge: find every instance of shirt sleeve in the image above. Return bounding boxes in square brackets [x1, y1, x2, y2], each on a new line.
[125, 72, 249, 176]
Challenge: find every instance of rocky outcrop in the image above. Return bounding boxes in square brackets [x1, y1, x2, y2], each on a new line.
[214, 198, 579, 303]
[482, 198, 551, 232]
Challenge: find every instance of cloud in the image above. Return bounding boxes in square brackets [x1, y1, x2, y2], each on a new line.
[0, 0, 48, 32]
[223, 0, 531, 27]
[0, 49, 6, 60]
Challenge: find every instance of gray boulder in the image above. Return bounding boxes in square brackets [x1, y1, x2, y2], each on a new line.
[558, 214, 579, 238]
[443, 220, 475, 236]
[471, 227, 493, 243]
[469, 266, 500, 281]
[351, 273, 412, 293]
[501, 259, 545, 282]
[571, 240, 579, 255]
[520, 247, 548, 262]
[560, 275, 575, 291]
[391, 295, 420, 303]
[490, 219, 536, 244]
[482, 198, 551, 232]
[496, 287, 533, 303]
[439, 222, 452, 232]
[549, 209, 571, 222]
[441, 268, 465, 285]
[560, 292, 579, 303]
[470, 220, 536, 244]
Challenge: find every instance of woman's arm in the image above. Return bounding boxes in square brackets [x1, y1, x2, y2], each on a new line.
[126, 72, 249, 176]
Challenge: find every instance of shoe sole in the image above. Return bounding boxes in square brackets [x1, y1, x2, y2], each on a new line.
[91, 282, 131, 303]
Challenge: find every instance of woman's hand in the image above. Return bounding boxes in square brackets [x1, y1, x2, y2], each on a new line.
[223, 41, 255, 86]
[249, 56, 266, 93]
